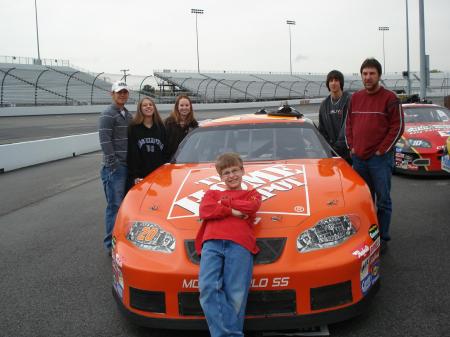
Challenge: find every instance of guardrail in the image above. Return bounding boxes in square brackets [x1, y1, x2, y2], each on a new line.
[0, 133, 99, 173]
[0, 98, 324, 117]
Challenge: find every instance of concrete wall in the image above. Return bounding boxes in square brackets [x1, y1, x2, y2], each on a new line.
[0, 98, 323, 172]
[0, 133, 99, 172]
[0, 98, 322, 117]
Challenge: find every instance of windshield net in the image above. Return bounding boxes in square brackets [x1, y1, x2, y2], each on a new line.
[175, 124, 330, 163]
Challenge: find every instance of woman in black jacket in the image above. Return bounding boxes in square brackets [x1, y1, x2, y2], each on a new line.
[164, 95, 198, 160]
[127, 97, 167, 185]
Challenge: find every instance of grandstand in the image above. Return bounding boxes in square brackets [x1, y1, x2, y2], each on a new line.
[1, 55, 448, 107]
[0, 62, 112, 107]
[154, 70, 450, 103]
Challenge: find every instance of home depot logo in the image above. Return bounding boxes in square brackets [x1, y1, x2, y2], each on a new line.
[167, 164, 310, 219]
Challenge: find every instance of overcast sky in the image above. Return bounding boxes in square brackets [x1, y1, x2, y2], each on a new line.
[1, 0, 449, 76]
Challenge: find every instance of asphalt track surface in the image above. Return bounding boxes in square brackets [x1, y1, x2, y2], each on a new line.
[0, 108, 449, 337]
[0, 105, 319, 145]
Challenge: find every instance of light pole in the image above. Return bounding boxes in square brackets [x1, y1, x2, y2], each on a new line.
[378, 26, 389, 73]
[419, 0, 427, 100]
[120, 69, 130, 83]
[191, 8, 204, 73]
[34, 0, 41, 63]
[405, 0, 411, 95]
[286, 20, 296, 75]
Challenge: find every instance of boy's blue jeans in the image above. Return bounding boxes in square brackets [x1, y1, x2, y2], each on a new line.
[352, 152, 394, 241]
[199, 240, 254, 337]
[100, 164, 127, 250]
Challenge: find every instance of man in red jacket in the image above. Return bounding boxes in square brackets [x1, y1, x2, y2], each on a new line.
[196, 152, 262, 337]
[345, 58, 404, 253]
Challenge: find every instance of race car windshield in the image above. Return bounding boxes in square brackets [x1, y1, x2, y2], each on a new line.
[175, 124, 331, 163]
[404, 107, 450, 123]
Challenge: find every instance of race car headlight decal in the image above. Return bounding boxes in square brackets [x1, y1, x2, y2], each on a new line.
[127, 221, 175, 253]
[297, 216, 357, 253]
[407, 139, 431, 148]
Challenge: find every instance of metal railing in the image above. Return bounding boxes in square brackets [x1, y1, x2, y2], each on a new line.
[0, 55, 70, 67]
[1, 56, 449, 107]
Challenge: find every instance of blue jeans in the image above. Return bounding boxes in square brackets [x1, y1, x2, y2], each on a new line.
[100, 164, 127, 250]
[352, 152, 394, 241]
[199, 240, 254, 337]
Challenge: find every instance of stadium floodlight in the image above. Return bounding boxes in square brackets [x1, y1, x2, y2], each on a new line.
[34, 0, 41, 63]
[191, 8, 205, 73]
[286, 20, 296, 75]
[378, 26, 390, 73]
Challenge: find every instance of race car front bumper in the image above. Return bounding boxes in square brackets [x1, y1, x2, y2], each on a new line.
[112, 279, 380, 331]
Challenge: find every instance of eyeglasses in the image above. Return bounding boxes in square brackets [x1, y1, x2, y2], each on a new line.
[221, 168, 242, 177]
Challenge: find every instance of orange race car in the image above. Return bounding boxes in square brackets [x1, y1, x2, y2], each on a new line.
[111, 106, 381, 331]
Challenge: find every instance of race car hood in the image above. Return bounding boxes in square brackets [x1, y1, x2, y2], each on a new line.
[403, 122, 450, 145]
[137, 160, 347, 230]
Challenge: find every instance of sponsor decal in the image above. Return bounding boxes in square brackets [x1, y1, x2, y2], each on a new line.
[438, 130, 450, 137]
[168, 164, 310, 219]
[406, 124, 450, 135]
[368, 224, 379, 241]
[442, 154, 450, 173]
[370, 260, 380, 283]
[361, 275, 372, 295]
[352, 245, 369, 259]
[112, 256, 124, 300]
[114, 253, 123, 268]
[369, 249, 380, 264]
[370, 237, 380, 255]
[395, 152, 405, 158]
[360, 257, 369, 280]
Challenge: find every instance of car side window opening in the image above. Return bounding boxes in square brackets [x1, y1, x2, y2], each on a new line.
[175, 124, 330, 163]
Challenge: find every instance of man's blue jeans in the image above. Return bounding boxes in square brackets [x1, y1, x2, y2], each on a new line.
[100, 164, 127, 250]
[352, 152, 394, 241]
[199, 240, 254, 337]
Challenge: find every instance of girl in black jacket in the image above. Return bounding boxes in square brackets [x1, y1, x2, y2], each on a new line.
[164, 95, 198, 160]
[127, 97, 167, 185]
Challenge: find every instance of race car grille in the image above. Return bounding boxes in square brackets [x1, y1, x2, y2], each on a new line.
[178, 290, 296, 316]
[310, 281, 352, 310]
[412, 158, 430, 166]
[129, 288, 166, 313]
[184, 238, 286, 265]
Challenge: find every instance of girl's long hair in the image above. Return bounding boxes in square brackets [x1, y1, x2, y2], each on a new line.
[132, 96, 163, 126]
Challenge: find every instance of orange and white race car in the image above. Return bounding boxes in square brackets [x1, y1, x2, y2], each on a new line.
[112, 106, 381, 331]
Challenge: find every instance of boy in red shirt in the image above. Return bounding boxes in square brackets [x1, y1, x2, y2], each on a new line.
[195, 152, 262, 337]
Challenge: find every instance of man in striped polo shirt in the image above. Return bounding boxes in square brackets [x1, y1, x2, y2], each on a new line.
[99, 81, 133, 255]
[345, 58, 404, 253]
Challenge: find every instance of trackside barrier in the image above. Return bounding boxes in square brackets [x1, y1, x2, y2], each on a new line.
[0, 98, 325, 172]
[0, 98, 324, 117]
[0, 132, 99, 172]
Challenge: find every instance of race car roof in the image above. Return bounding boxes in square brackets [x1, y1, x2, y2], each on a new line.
[201, 113, 310, 127]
